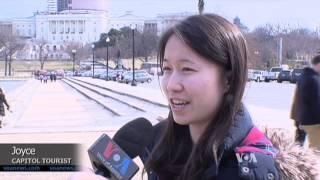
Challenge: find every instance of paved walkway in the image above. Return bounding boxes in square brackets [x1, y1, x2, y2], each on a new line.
[3, 79, 136, 133]
[0, 77, 300, 179]
[0, 79, 150, 179]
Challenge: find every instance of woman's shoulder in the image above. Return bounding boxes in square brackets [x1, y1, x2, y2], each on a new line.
[139, 120, 168, 162]
[149, 120, 168, 148]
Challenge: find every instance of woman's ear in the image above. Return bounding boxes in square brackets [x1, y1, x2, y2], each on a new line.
[223, 71, 231, 93]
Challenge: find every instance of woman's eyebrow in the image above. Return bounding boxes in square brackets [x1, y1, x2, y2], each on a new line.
[180, 59, 195, 64]
[163, 58, 194, 64]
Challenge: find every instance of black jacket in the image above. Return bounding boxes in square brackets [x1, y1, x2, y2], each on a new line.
[140, 106, 280, 180]
[296, 67, 320, 125]
[0, 94, 9, 116]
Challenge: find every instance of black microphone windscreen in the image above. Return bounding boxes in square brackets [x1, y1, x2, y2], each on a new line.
[112, 117, 154, 159]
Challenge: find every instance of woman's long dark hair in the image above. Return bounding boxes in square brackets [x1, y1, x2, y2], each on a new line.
[145, 14, 248, 180]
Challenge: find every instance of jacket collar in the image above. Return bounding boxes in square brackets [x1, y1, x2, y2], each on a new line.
[222, 104, 254, 152]
[203, 104, 254, 177]
[303, 67, 319, 76]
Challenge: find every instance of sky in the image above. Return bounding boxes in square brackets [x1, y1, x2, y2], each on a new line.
[0, 0, 319, 31]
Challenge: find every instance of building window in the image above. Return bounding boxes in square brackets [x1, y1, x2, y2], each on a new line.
[78, 20, 84, 34]
[71, 21, 75, 34]
[65, 21, 70, 34]
[50, 21, 56, 34]
[53, 45, 57, 51]
[60, 21, 64, 34]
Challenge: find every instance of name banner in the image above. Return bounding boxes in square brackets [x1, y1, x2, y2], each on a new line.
[0, 144, 81, 171]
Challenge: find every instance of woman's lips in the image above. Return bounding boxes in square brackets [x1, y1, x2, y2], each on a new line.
[170, 98, 190, 112]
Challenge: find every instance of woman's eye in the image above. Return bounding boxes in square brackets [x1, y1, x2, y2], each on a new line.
[182, 67, 195, 72]
[162, 67, 171, 71]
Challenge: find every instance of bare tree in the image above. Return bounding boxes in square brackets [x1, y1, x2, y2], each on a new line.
[33, 39, 49, 70]
[0, 33, 24, 76]
[245, 24, 320, 70]
[65, 42, 83, 60]
[137, 30, 158, 61]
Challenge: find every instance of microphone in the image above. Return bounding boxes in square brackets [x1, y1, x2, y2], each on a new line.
[88, 117, 154, 180]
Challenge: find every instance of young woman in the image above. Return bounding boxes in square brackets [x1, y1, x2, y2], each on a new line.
[0, 88, 10, 128]
[141, 14, 280, 180]
[71, 14, 319, 180]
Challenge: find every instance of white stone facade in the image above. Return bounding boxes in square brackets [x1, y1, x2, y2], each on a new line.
[35, 10, 108, 44]
[109, 11, 145, 32]
[144, 12, 193, 35]
[12, 17, 36, 38]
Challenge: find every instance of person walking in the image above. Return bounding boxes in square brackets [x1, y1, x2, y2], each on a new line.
[0, 88, 10, 128]
[290, 85, 307, 146]
[297, 55, 320, 151]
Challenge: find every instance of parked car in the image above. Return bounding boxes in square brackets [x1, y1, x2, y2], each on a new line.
[249, 70, 266, 82]
[64, 71, 74, 77]
[119, 70, 152, 84]
[290, 68, 303, 83]
[79, 71, 93, 77]
[264, 67, 283, 82]
[141, 62, 161, 75]
[277, 70, 291, 83]
[93, 69, 106, 78]
[108, 70, 124, 81]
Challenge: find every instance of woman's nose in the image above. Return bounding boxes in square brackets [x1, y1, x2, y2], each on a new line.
[165, 72, 184, 92]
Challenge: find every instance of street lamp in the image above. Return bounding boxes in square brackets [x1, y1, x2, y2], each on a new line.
[39, 44, 43, 70]
[91, 44, 95, 78]
[131, 26, 137, 86]
[72, 49, 77, 76]
[106, 37, 110, 81]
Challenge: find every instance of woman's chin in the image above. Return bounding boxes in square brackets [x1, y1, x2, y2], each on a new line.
[173, 116, 191, 125]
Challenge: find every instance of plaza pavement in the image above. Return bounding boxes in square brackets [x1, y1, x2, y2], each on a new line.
[0, 77, 300, 179]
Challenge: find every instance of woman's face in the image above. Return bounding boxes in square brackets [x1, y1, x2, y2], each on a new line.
[162, 35, 227, 127]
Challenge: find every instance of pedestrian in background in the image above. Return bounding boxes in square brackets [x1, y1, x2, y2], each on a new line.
[0, 88, 10, 128]
[43, 74, 48, 83]
[53, 73, 57, 82]
[39, 74, 43, 83]
[297, 54, 320, 151]
[290, 86, 307, 146]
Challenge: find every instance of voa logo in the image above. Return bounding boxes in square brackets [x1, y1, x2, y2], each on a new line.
[103, 142, 131, 176]
[235, 153, 257, 163]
